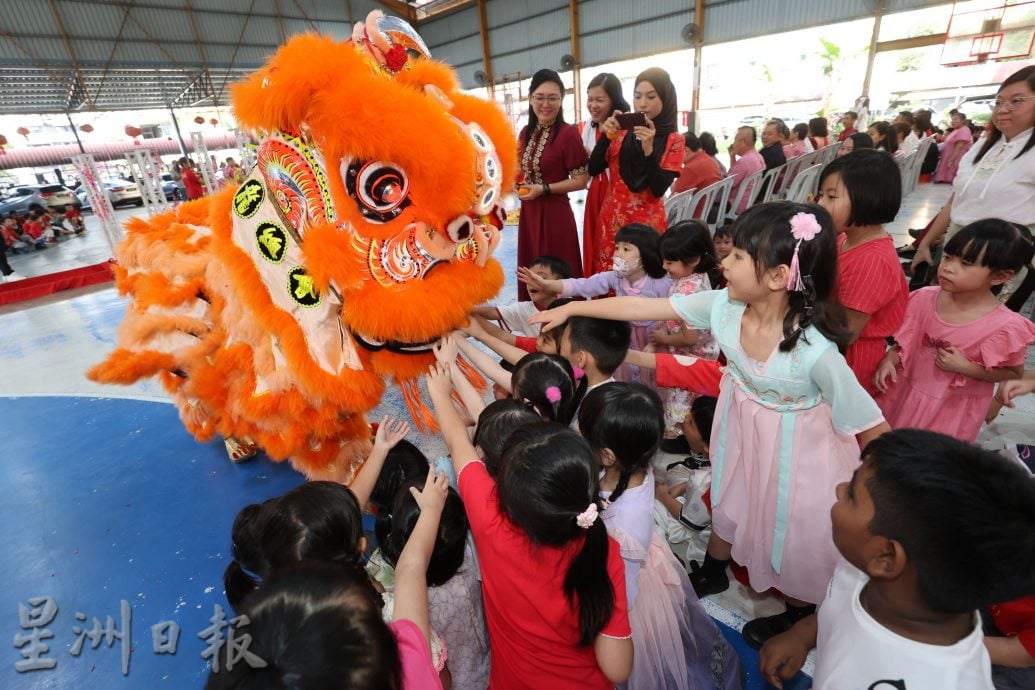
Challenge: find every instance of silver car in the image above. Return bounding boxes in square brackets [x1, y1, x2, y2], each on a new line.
[0, 184, 82, 215]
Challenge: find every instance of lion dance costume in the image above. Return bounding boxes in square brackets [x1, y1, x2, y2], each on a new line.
[88, 12, 516, 481]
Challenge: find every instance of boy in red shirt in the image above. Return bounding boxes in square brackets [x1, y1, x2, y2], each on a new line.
[64, 205, 85, 234]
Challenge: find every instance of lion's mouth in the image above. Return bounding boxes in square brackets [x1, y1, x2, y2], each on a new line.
[352, 331, 437, 355]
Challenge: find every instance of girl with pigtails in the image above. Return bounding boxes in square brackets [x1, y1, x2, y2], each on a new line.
[426, 361, 633, 690]
[532, 202, 889, 650]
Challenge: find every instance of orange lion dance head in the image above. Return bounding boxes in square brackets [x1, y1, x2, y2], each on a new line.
[89, 12, 516, 481]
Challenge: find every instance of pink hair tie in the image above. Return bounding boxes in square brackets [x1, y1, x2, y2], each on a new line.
[545, 385, 562, 404]
[572, 366, 585, 381]
[575, 503, 599, 529]
[786, 212, 822, 292]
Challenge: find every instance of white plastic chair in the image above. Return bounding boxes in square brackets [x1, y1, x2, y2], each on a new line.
[725, 168, 764, 221]
[682, 176, 734, 232]
[758, 164, 785, 204]
[785, 163, 822, 203]
[815, 142, 841, 167]
[664, 188, 697, 225]
[776, 152, 816, 198]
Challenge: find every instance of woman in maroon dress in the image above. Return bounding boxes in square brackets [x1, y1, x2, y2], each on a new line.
[580, 73, 629, 276]
[517, 69, 589, 300]
[588, 68, 683, 274]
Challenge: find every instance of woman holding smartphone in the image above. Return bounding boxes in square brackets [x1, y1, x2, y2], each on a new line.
[588, 67, 684, 274]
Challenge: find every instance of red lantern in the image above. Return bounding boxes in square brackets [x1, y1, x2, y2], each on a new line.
[193, 116, 205, 124]
[79, 124, 94, 133]
[0, 134, 7, 146]
[124, 124, 143, 138]
[209, 118, 218, 126]
[16, 126, 30, 139]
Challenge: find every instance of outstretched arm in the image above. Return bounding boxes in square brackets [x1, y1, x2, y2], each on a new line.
[349, 416, 411, 509]
[530, 296, 679, 332]
[455, 332, 514, 392]
[434, 334, 487, 419]
[467, 316, 530, 364]
[427, 362, 480, 476]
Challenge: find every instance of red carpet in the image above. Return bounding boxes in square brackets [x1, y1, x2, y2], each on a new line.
[0, 260, 115, 306]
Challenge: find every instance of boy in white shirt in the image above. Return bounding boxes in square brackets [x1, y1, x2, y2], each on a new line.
[759, 429, 1035, 690]
[473, 255, 570, 336]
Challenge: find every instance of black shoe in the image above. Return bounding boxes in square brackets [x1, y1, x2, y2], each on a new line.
[661, 435, 691, 454]
[665, 452, 710, 473]
[688, 560, 730, 597]
[742, 604, 817, 649]
[908, 228, 923, 239]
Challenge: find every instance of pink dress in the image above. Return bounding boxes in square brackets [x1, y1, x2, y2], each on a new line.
[672, 290, 884, 604]
[662, 273, 718, 436]
[932, 126, 973, 184]
[389, 619, 444, 690]
[601, 473, 742, 690]
[878, 287, 1035, 442]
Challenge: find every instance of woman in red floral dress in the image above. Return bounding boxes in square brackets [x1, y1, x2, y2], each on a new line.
[580, 72, 629, 276]
[516, 69, 589, 300]
[588, 67, 683, 274]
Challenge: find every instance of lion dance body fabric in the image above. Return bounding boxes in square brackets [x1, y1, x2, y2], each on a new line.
[88, 12, 517, 482]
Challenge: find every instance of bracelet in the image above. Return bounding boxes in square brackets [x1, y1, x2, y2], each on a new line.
[543, 183, 551, 195]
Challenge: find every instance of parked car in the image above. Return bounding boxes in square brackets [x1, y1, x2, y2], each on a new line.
[0, 184, 81, 216]
[72, 179, 145, 211]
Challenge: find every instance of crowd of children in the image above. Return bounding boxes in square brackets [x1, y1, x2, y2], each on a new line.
[206, 143, 1035, 687]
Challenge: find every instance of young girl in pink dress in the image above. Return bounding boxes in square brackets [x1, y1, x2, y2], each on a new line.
[519, 223, 670, 388]
[650, 220, 721, 440]
[874, 219, 1035, 442]
[579, 382, 743, 690]
[531, 202, 890, 649]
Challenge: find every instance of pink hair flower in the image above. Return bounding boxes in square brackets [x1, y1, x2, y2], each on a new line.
[572, 366, 585, 381]
[789, 212, 822, 242]
[545, 385, 562, 404]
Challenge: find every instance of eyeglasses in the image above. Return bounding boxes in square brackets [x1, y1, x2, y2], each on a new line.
[532, 96, 562, 105]
[993, 96, 1033, 112]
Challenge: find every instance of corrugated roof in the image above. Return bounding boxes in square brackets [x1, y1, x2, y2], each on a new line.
[0, 132, 244, 170]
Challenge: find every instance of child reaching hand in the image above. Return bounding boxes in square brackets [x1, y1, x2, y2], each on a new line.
[520, 222, 670, 386]
[874, 219, 1035, 442]
[426, 361, 634, 689]
[532, 201, 889, 649]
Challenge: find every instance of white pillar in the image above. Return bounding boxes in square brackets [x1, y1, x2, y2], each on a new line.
[232, 128, 256, 173]
[69, 153, 123, 250]
[123, 148, 170, 216]
[189, 131, 217, 193]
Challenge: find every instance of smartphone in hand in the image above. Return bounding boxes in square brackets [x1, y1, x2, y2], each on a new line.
[615, 112, 647, 130]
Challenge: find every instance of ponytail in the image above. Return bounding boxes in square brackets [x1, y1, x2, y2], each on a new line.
[223, 559, 262, 611]
[564, 516, 615, 646]
[604, 463, 637, 505]
[779, 275, 849, 353]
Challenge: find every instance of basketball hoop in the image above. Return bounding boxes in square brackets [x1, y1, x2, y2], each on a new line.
[970, 32, 1004, 62]
[940, 1, 1035, 68]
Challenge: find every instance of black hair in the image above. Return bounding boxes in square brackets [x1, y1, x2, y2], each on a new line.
[689, 395, 718, 442]
[531, 254, 573, 280]
[896, 110, 915, 126]
[578, 383, 663, 504]
[791, 122, 809, 141]
[953, 110, 967, 121]
[767, 119, 790, 140]
[893, 121, 911, 141]
[497, 423, 613, 645]
[378, 481, 469, 587]
[731, 201, 848, 352]
[369, 440, 429, 513]
[943, 219, 1034, 274]
[861, 429, 1035, 614]
[224, 482, 365, 611]
[844, 110, 858, 119]
[808, 117, 828, 138]
[699, 132, 719, 157]
[683, 131, 702, 152]
[537, 296, 573, 350]
[205, 561, 400, 690]
[847, 132, 874, 151]
[737, 125, 757, 144]
[819, 149, 901, 227]
[525, 69, 566, 144]
[586, 72, 630, 116]
[913, 110, 932, 134]
[974, 66, 1035, 163]
[564, 316, 632, 376]
[659, 219, 722, 287]
[473, 398, 541, 477]
[869, 121, 898, 155]
[614, 223, 666, 279]
[511, 352, 587, 425]
[713, 223, 733, 240]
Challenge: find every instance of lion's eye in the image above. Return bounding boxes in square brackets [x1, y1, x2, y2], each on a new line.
[342, 159, 411, 222]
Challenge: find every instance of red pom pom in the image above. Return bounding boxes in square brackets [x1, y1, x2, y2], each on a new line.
[385, 44, 408, 72]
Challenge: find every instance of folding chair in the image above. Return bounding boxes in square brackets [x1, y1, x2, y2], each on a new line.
[665, 188, 697, 225]
[725, 168, 764, 222]
[785, 163, 822, 203]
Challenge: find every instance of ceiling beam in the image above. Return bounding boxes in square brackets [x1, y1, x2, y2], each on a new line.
[376, 1, 418, 23]
[46, 0, 95, 110]
[184, 0, 218, 106]
[92, 0, 134, 105]
[218, 0, 257, 98]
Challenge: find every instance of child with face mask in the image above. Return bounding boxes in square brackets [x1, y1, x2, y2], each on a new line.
[519, 223, 670, 388]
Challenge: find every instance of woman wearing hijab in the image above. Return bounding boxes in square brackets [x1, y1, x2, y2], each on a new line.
[581, 73, 630, 275]
[516, 69, 590, 300]
[588, 68, 684, 273]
